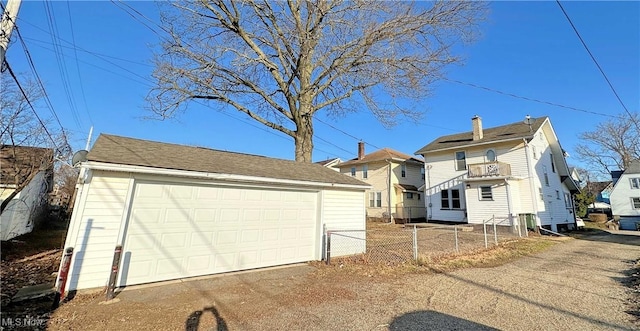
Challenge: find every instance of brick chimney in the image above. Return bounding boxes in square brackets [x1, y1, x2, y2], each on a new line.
[358, 141, 365, 160]
[472, 115, 483, 141]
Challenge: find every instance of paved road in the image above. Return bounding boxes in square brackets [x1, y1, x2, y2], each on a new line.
[50, 232, 640, 331]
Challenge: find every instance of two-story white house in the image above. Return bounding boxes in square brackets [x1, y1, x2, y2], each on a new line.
[336, 143, 425, 222]
[609, 160, 640, 230]
[415, 116, 579, 232]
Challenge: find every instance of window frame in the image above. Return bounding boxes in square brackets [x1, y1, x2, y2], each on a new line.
[362, 164, 368, 179]
[630, 178, 640, 189]
[632, 197, 640, 209]
[564, 193, 572, 208]
[406, 192, 414, 199]
[420, 167, 425, 180]
[441, 190, 450, 209]
[550, 153, 556, 173]
[369, 191, 382, 208]
[480, 186, 493, 200]
[451, 189, 461, 209]
[455, 151, 467, 171]
[543, 165, 549, 186]
[485, 149, 497, 162]
[350, 167, 356, 177]
[532, 145, 538, 160]
[401, 163, 406, 178]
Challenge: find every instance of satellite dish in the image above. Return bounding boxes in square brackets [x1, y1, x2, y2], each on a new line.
[72, 150, 89, 167]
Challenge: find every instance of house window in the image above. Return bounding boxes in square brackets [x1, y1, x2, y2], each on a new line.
[369, 192, 382, 207]
[451, 189, 461, 209]
[632, 197, 640, 209]
[556, 190, 560, 200]
[441, 190, 449, 209]
[631, 178, 640, 189]
[550, 154, 556, 173]
[564, 193, 572, 208]
[401, 163, 406, 177]
[486, 149, 496, 162]
[351, 167, 356, 177]
[480, 186, 493, 200]
[418, 194, 421, 200]
[362, 164, 368, 179]
[455, 151, 467, 171]
[421, 167, 425, 180]
[539, 187, 544, 201]
[543, 165, 549, 186]
[532, 145, 538, 160]
[406, 192, 414, 199]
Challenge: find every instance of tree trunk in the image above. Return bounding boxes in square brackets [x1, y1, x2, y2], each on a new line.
[294, 114, 314, 162]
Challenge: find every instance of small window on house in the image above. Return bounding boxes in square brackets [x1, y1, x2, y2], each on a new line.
[631, 178, 640, 189]
[417, 194, 421, 200]
[564, 193, 572, 208]
[480, 186, 493, 200]
[455, 151, 467, 171]
[441, 190, 450, 209]
[421, 167, 425, 180]
[351, 167, 356, 177]
[632, 197, 640, 209]
[539, 187, 544, 201]
[406, 192, 414, 199]
[486, 149, 496, 162]
[369, 192, 382, 207]
[543, 165, 549, 186]
[556, 190, 560, 200]
[550, 153, 556, 173]
[362, 164, 368, 179]
[451, 189, 461, 209]
[532, 145, 538, 160]
[401, 163, 406, 177]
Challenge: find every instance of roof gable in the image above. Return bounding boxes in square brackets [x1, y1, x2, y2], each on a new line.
[339, 148, 424, 167]
[87, 134, 367, 187]
[415, 116, 548, 154]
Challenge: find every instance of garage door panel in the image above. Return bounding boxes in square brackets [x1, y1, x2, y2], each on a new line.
[122, 182, 318, 287]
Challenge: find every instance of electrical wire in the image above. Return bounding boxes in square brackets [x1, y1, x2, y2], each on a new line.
[65, 1, 94, 125]
[555, 0, 638, 129]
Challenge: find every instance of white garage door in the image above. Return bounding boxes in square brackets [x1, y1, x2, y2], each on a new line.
[120, 181, 318, 286]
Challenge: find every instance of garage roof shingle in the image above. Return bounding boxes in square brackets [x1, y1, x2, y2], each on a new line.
[88, 134, 368, 187]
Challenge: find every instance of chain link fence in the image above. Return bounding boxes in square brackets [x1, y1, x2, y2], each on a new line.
[326, 217, 524, 265]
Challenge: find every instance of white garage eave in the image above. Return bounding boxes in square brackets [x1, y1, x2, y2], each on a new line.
[82, 161, 371, 190]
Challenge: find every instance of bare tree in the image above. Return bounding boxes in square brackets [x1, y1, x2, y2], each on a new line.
[148, 0, 487, 162]
[575, 112, 640, 177]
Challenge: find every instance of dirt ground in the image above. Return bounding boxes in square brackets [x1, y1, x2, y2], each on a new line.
[42, 231, 640, 331]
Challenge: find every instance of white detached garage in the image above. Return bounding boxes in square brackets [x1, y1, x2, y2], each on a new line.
[61, 134, 368, 291]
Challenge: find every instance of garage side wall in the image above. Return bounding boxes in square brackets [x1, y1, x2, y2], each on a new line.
[64, 170, 132, 291]
[322, 189, 366, 258]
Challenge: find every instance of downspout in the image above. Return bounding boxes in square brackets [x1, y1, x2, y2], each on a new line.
[387, 159, 393, 224]
[523, 138, 539, 229]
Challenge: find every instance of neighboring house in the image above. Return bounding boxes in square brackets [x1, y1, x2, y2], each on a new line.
[336, 142, 425, 222]
[584, 181, 613, 216]
[60, 134, 369, 292]
[609, 160, 640, 230]
[1, 146, 54, 240]
[415, 116, 579, 232]
[315, 157, 342, 171]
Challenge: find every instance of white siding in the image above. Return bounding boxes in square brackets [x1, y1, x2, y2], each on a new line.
[466, 181, 510, 225]
[611, 174, 640, 217]
[322, 189, 366, 257]
[65, 170, 132, 291]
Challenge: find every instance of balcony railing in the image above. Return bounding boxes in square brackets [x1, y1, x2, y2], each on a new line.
[467, 161, 511, 178]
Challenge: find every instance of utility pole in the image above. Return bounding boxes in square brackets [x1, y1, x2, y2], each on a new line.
[0, 0, 21, 66]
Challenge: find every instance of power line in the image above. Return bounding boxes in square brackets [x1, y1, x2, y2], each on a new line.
[315, 117, 383, 150]
[65, 1, 93, 125]
[4, 59, 58, 148]
[555, 0, 639, 129]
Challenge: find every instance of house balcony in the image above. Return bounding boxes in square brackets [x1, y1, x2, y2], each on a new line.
[467, 161, 511, 178]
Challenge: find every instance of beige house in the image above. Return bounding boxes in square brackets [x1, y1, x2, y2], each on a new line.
[336, 143, 425, 222]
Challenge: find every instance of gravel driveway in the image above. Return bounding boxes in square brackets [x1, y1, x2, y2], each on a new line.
[49, 232, 640, 330]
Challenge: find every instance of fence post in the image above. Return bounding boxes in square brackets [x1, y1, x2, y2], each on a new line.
[483, 219, 488, 248]
[325, 231, 332, 265]
[412, 225, 418, 260]
[493, 215, 498, 245]
[454, 226, 459, 253]
[52, 247, 74, 308]
[106, 245, 123, 300]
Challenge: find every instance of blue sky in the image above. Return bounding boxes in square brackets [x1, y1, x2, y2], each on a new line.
[5, 1, 639, 170]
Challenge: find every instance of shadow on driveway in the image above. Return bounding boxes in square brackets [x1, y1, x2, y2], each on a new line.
[186, 306, 228, 331]
[389, 310, 497, 330]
